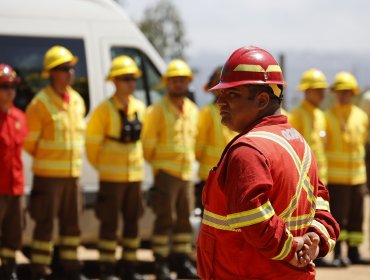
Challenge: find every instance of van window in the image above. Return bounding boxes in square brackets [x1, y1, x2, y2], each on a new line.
[0, 35, 89, 113]
[111, 47, 164, 105]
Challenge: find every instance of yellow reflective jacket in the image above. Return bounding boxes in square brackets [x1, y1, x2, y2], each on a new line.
[359, 90, 370, 143]
[142, 96, 198, 180]
[196, 103, 236, 180]
[289, 100, 328, 184]
[24, 86, 85, 177]
[325, 103, 368, 185]
[85, 94, 145, 182]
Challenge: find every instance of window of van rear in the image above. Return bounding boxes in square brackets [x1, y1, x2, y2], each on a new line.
[0, 36, 89, 113]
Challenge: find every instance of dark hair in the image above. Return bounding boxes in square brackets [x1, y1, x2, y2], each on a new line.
[245, 84, 284, 104]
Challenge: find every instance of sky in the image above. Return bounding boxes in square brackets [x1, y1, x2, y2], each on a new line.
[119, 0, 370, 109]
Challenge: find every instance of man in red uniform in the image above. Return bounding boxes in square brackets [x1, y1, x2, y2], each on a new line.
[196, 46, 340, 280]
[0, 64, 28, 280]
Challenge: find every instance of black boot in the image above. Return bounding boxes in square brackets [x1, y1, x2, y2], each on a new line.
[30, 264, 53, 280]
[348, 246, 370, 265]
[100, 263, 120, 280]
[119, 261, 145, 280]
[332, 241, 351, 267]
[1, 262, 19, 280]
[154, 256, 172, 280]
[64, 269, 89, 280]
[173, 254, 198, 279]
[314, 258, 342, 268]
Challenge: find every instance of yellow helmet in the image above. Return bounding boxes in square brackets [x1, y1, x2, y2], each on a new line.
[331, 71, 360, 95]
[42, 46, 78, 77]
[163, 59, 193, 81]
[297, 69, 328, 91]
[106, 55, 142, 80]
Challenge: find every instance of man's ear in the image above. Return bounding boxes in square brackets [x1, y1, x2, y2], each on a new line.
[256, 92, 270, 110]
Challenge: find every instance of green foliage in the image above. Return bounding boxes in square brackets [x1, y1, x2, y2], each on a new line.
[137, 0, 188, 61]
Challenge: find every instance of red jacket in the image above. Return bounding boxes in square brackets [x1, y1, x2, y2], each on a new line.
[0, 105, 28, 195]
[197, 115, 339, 280]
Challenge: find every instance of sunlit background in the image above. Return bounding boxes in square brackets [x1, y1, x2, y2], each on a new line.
[121, 0, 370, 110]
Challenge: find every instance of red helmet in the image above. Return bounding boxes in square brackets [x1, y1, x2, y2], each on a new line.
[211, 46, 285, 95]
[0, 64, 20, 84]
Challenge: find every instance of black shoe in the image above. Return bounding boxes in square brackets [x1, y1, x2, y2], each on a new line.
[1, 270, 19, 280]
[349, 257, 370, 265]
[332, 257, 350, 267]
[173, 254, 198, 279]
[348, 246, 370, 265]
[314, 258, 341, 268]
[65, 271, 90, 280]
[100, 263, 120, 280]
[154, 257, 173, 280]
[30, 265, 52, 280]
[119, 261, 145, 280]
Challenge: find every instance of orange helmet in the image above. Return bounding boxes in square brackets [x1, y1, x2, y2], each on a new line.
[211, 46, 285, 97]
[0, 64, 20, 84]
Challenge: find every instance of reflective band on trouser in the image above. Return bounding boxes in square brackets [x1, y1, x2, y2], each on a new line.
[122, 237, 140, 261]
[0, 248, 16, 259]
[311, 220, 336, 252]
[152, 235, 170, 257]
[348, 231, 364, 247]
[60, 249, 78, 261]
[98, 239, 117, 263]
[31, 240, 53, 265]
[172, 233, 193, 254]
[60, 236, 80, 247]
[338, 230, 348, 241]
[59, 235, 79, 261]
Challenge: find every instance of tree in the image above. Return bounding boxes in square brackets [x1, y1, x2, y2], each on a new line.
[137, 0, 188, 61]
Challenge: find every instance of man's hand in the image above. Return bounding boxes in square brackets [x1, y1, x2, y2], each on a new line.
[289, 232, 320, 269]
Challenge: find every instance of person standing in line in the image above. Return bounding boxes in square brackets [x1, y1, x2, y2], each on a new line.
[325, 72, 370, 266]
[359, 88, 370, 193]
[195, 66, 237, 216]
[23, 46, 87, 280]
[289, 69, 329, 186]
[289, 69, 339, 267]
[0, 64, 27, 280]
[85, 55, 146, 280]
[196, 46, 339, 280]
[141, 59, 199, 280]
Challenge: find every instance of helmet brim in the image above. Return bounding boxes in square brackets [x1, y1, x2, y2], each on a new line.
[210, 80, 286, 92]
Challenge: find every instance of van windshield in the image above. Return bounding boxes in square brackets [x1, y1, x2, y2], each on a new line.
[0, 35, 89, 113]
[111, 47, 164, 105]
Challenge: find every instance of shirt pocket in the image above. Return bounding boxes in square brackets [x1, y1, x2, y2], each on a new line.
[197, 229, 216, 280]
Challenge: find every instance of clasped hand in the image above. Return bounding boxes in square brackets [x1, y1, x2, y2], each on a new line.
[289, 232, 320, 269]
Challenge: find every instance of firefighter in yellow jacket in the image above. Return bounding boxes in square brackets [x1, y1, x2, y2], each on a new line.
[85, 55, 145, 280]
[289, 69, 328, 185]
[359, 88, 370, 193]
[141, 59, 198, 280]
[195, 66, 236, 215]
[23, 46, 86, 279]
[325, 72, 370, 266]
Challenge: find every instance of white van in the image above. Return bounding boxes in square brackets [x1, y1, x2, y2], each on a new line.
[0, 0, 168, 245]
